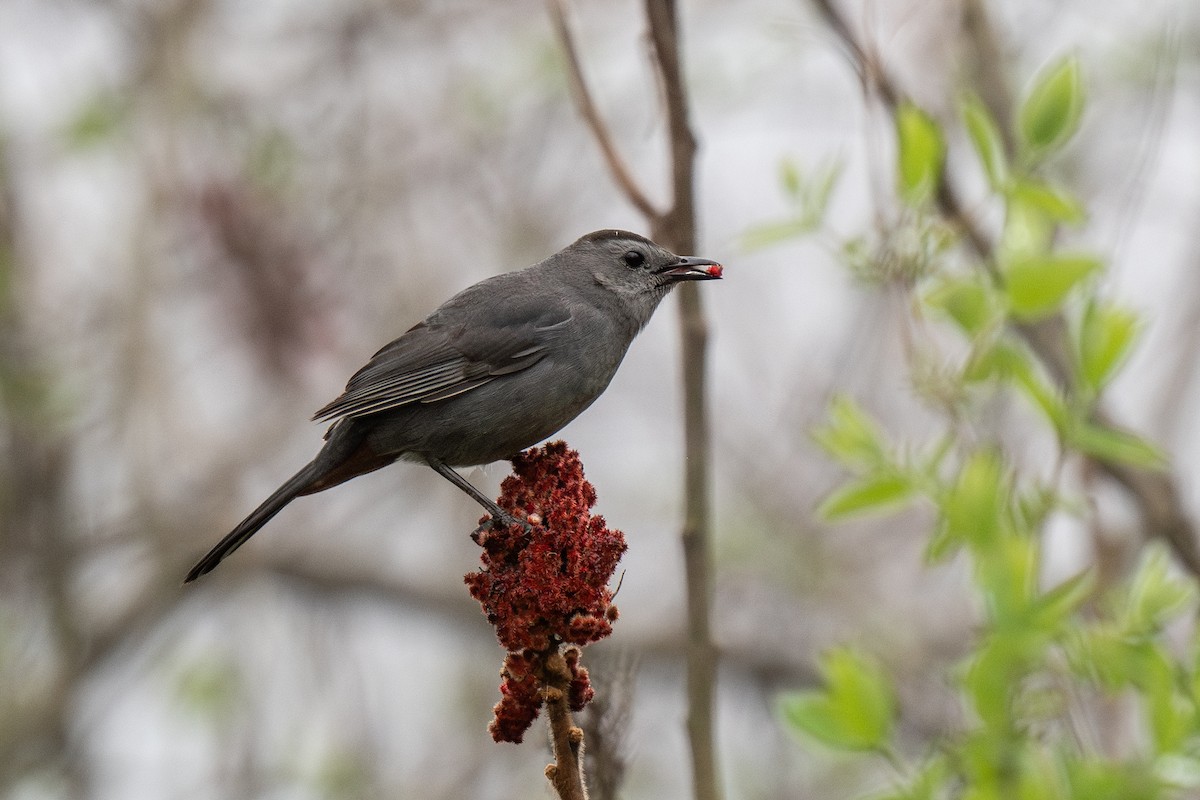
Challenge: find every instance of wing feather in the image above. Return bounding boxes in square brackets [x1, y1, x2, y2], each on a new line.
[312, 302, 571, 423]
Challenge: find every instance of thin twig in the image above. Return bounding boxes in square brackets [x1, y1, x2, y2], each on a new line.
[548, 0, 662, 220]
[960, 0, 1015, 146]
[808, 0, 896, 108]
[263, 557, 822, 684]
[580, 654, 635, 800]
[641, 2, 722, 800]
[812, 0, 996, 277]
[542, 649, 588, 800]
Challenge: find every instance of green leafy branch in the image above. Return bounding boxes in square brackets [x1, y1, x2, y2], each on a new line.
[773, 52, 1200, 800]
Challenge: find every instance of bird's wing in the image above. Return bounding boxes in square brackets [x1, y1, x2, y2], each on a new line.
[312, 300, 572, 422]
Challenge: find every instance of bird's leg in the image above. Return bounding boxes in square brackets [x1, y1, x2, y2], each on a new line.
[426, 456, 530, 530]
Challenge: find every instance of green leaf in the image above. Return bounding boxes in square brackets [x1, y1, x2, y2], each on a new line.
[962, 337, 1028, 384]
[1064, 755, 1161, 800]
[1066, 625, 1144, 689]
[1077, 301, 1140, 392]
[65, 92, 127, 149]
[1067, 420, 1165, 469]
[1122, 546, 1197, 637]
[1014, 484, 1058, 531]
[1015, 746, 1071, 800]
[247, 128, 298, 191]
[779, 692, 845, 748]
[1146, 668, 1193, 753]
[1009, 179, 1086, 225]
[929, 447, 1016, 561]
[926, 277, 996, 336]
[819, 473, 914, 521]
[925, 522, 964, 563]
[874, 755, 951, 800]
[1004, 254, 1102, 320]
[317, 752, 372, 798]
[1001, 189, 1057, 259]
[1029, 570, 1095, 632]
[742, 218, 816, 250]
[938, 450, 1005, 554]
[812, 395, 889, 471]
[1087, 637, 1191, 754]
[979, 532, 1039, 621]
[780, 158, 802, 197]
[745, 159, 843, 249]
[803, 158, 844, 229]
[175, 658, 240, 719]
[1007, 356, 1069, 429]
[964, 630, 1038, 727]
[1018, 56, 1085, 158]
[895, 102, 945, 205]
[961, 94, 1008, 189]
[779, 647, 896, 751]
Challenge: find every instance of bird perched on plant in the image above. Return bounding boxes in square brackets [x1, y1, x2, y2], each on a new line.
[185, 229, 722, 582]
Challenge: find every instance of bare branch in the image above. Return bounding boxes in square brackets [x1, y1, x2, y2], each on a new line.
[548, 0, 662, 219]
[258, 557, 821, 685]
[808, 0, 896, 108]
[642, 2, 722, 799]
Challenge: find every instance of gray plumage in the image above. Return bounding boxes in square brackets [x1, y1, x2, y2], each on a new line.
[185, 229, 722, 582]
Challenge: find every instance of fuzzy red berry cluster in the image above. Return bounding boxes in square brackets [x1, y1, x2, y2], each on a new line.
[464, 441, 626, 743]
[489, 647, 594, 744]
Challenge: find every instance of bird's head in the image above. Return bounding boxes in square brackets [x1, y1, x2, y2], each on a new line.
[566, 229, 722, 322]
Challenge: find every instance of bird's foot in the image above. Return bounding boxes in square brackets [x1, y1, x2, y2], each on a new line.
[471, 511, 533, 540]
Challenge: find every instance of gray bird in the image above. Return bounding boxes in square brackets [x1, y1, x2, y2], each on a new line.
[185, 229, 722, 582]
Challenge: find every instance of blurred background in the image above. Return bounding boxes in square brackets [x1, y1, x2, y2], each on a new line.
[2, 0, 1200, 797]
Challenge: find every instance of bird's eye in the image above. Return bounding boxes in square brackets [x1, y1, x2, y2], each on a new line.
[622, 250, 646, 268]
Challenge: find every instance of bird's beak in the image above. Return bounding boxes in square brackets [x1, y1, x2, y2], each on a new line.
[656, 256, 723, 281]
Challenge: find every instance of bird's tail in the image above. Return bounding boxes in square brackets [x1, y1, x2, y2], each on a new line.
[184, 460, 325, 583]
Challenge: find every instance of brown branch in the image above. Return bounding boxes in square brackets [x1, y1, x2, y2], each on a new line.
[808, 0, 897, 109]
[259, 558, 822, 685]
[811, 0, 992, 270]
[808, 0, 1200, 576]
[541, 649, 588, 800]
[644, 0, 696, 243]
[641, 3, 722, 800]
[960, 0, 1015, 146]
[549, 1, 722, 798]
[548, 0, 661, 219]
[1093, 410, 1200, 574]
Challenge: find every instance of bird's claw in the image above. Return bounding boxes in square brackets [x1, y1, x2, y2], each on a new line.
[472, 513, 532, 539]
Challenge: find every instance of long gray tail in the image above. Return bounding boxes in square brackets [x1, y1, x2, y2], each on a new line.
[184, 460, 324, 583]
